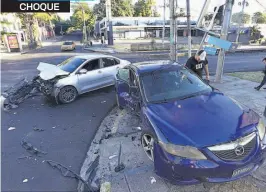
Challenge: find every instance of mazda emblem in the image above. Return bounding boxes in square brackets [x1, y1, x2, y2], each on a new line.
[235, 145, 245, 156]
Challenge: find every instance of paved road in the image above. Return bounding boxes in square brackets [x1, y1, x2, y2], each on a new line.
[1, 32, 265, 191]
[1, 32, 116, 192]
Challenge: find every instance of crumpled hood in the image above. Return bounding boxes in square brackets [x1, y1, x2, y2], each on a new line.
[37, 62, 69, 80]
[146, 91, 259, 148]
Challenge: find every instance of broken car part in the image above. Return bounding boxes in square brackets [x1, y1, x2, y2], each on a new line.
[114, 143, 125, 172]
[21, 140, 47, 156]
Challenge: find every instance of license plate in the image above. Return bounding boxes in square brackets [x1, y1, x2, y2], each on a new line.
[232, 164, 253, 177]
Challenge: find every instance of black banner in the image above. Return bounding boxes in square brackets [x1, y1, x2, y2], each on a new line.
[1, 0, 70, 12]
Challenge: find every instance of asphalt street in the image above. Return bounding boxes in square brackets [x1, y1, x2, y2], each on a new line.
[1, 32, 116, 192]
[1, 32, 265, 191]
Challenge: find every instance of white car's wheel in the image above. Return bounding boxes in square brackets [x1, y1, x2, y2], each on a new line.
[58, 86, 78, 104]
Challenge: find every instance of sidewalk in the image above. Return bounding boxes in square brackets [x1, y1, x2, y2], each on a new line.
[0, 36, 63, 57]
[78, 75, 266, 192]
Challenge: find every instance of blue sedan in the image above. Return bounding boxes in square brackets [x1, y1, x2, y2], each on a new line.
[115, 61, 266, 184]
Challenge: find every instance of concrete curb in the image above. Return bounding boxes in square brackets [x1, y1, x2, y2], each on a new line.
[77, 107, 121, 192]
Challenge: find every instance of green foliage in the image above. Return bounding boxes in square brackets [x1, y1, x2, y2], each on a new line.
[71, 2, 95, 29]
[93, 0, 134, 20]
[231, 12, 251, 24]
[133, 0, 157, 17]
[253, 12, 266, 24]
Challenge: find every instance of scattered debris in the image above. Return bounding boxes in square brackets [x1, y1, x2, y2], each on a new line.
[101, 100, 106, 103]
[52, 126, 56, 129]
[21, 140, 47, 156]
[150, 177, 156, 184]
[92, 113, 96, 117]
[105, 128, 111, 132]
[131, 136, 136, 141]
[46, 159, 98, 191]
[23, 179, 28, 183]
[31, 177, 34, 180]
[108, 155, 117, 160]
[115, 143, 125, 172]
[33, 127, 44, 132]
[18, 155, 32, 160]
[94, 150, 99, 154]
[13, 112, 17, 115]
[2, 77, 40, 110]
[105, 133, 112, 139]
[92, 140, 99, 144]
[8, 127, 16, 131]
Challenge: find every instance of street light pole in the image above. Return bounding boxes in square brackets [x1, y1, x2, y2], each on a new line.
[82, 9, 87, 43]
[215, 0, 234, 83]
[169, 0, 177, 62]
[162, 0, 166, 47]
[236, 0, 248, 43]
[186, 0, 192, 57]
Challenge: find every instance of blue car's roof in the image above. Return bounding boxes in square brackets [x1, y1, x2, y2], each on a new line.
[130, 60, 182, 75]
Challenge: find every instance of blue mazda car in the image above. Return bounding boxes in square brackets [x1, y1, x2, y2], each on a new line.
[115, 61, 266, 184]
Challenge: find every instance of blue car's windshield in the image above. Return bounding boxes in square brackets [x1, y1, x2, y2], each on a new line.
[58, 57, 87, 73]
[141, 68, 212, 103]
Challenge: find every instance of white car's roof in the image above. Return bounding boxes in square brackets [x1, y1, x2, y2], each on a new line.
[74, 54, 116, 60]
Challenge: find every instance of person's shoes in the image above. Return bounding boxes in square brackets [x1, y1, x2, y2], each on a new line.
[254, 87, 260, 91]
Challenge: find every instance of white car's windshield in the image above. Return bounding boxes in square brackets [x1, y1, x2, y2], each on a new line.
[141, 68, 212, 103]
[63, 42, 73, 45]
[58, 57, 87, 73]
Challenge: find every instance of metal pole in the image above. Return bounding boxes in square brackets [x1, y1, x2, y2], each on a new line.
[186, 0, 192, 57]
[162, 0, 166, 47]
[215, 0, 234, 83]
[169, 0, 176, 61]
[236, 0, 247, 43]
[82, 9, 87, 42]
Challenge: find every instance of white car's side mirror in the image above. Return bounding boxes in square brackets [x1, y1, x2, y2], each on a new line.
[79, 69, 88, 74]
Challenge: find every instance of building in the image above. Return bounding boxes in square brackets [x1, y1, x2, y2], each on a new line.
[96, 17, 205, 40]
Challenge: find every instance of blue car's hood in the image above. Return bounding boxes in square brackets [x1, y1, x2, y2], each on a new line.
[146, 91, 259, 148]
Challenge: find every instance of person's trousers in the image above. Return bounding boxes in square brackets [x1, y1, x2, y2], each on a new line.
[258, 74, 266, 89]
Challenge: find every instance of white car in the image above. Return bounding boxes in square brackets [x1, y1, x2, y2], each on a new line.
[35, 54, 131, 104]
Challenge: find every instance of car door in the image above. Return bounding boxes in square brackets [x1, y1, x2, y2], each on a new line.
[77, 59, 103, 93]
[101, 57, 120, 86]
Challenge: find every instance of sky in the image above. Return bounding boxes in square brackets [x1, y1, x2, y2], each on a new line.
[58, 0, 266, 20]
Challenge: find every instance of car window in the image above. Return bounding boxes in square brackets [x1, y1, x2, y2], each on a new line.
[102, 58, 117, 67]
[141, 68, 212, 103]
[82, 59, 100, 71]
[118, 68, 129, 82]
[58, 57, 87, 73]
[63, 42, 73, 45]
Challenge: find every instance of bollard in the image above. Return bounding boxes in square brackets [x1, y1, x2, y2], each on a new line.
[114, 142, 125, 172]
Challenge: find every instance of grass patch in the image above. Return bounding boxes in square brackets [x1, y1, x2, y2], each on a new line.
[226, 71, 264, 83]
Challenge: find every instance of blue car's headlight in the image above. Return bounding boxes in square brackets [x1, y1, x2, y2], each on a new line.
[257, 118, 266, 141]
[159, 141, 207, 160]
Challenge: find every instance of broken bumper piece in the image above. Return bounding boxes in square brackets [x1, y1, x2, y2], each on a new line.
[153, 142, 266, 185]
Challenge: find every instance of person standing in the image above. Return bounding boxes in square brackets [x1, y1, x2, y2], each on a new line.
[254, 57, 266, 91]
[185, 50, 210, 81]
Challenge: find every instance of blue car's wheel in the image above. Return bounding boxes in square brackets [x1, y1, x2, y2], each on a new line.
[141, 132, 155, 161]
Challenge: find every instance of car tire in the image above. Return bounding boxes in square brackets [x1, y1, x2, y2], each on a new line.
[141, 131, 157, 162]
[58, 86, 78, 104]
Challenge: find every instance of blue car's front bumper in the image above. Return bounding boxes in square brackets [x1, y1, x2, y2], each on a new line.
[153, 141, 266, 185]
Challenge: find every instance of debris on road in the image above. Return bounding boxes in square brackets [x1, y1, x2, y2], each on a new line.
[52, 126, 56, 129]
[2, 77, 40, 110]
[23, 179, 28, 183]
[33, 127, 44, 132]
[101, 100, 106, 103]
[8, 127, 16, 131]
[131, 136, 136, 141]
[21, 140, 47, 156]
[150, 177, 156, 184]
[114, 143, 125, 172]
[108, 155, 117, 160]
[18, 155, 32, 160]
[46, 159, 98, 191]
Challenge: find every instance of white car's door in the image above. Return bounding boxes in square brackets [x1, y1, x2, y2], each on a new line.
[77, 59, 104, 93]
[101, 57, 122, 86]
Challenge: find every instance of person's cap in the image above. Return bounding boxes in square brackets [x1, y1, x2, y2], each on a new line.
[198, 50, 206, 61]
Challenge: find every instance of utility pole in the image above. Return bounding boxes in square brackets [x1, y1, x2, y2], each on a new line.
[169, 0, 177, 62]
[106, 0, 113, 45]
[215, 0, 234, 83]
[82, 8, 87, 43]
[186, 0, 192, 57]
[236, 0, 248, 43]
[162, 0, 166, 47]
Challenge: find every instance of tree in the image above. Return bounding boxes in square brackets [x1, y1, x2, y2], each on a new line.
[231, 12, 251, 24]
[133, 0, 157, 17]
[71, 2, 95, 29]
[252, 12, 266, 24]
[93, 0, 134, 20]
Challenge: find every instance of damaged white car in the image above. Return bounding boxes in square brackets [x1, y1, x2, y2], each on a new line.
[35, 54, 131, 103]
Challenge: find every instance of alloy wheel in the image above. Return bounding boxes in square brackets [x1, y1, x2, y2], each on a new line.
[141, 133, 154, 161]
[59, 86, 77, 103]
